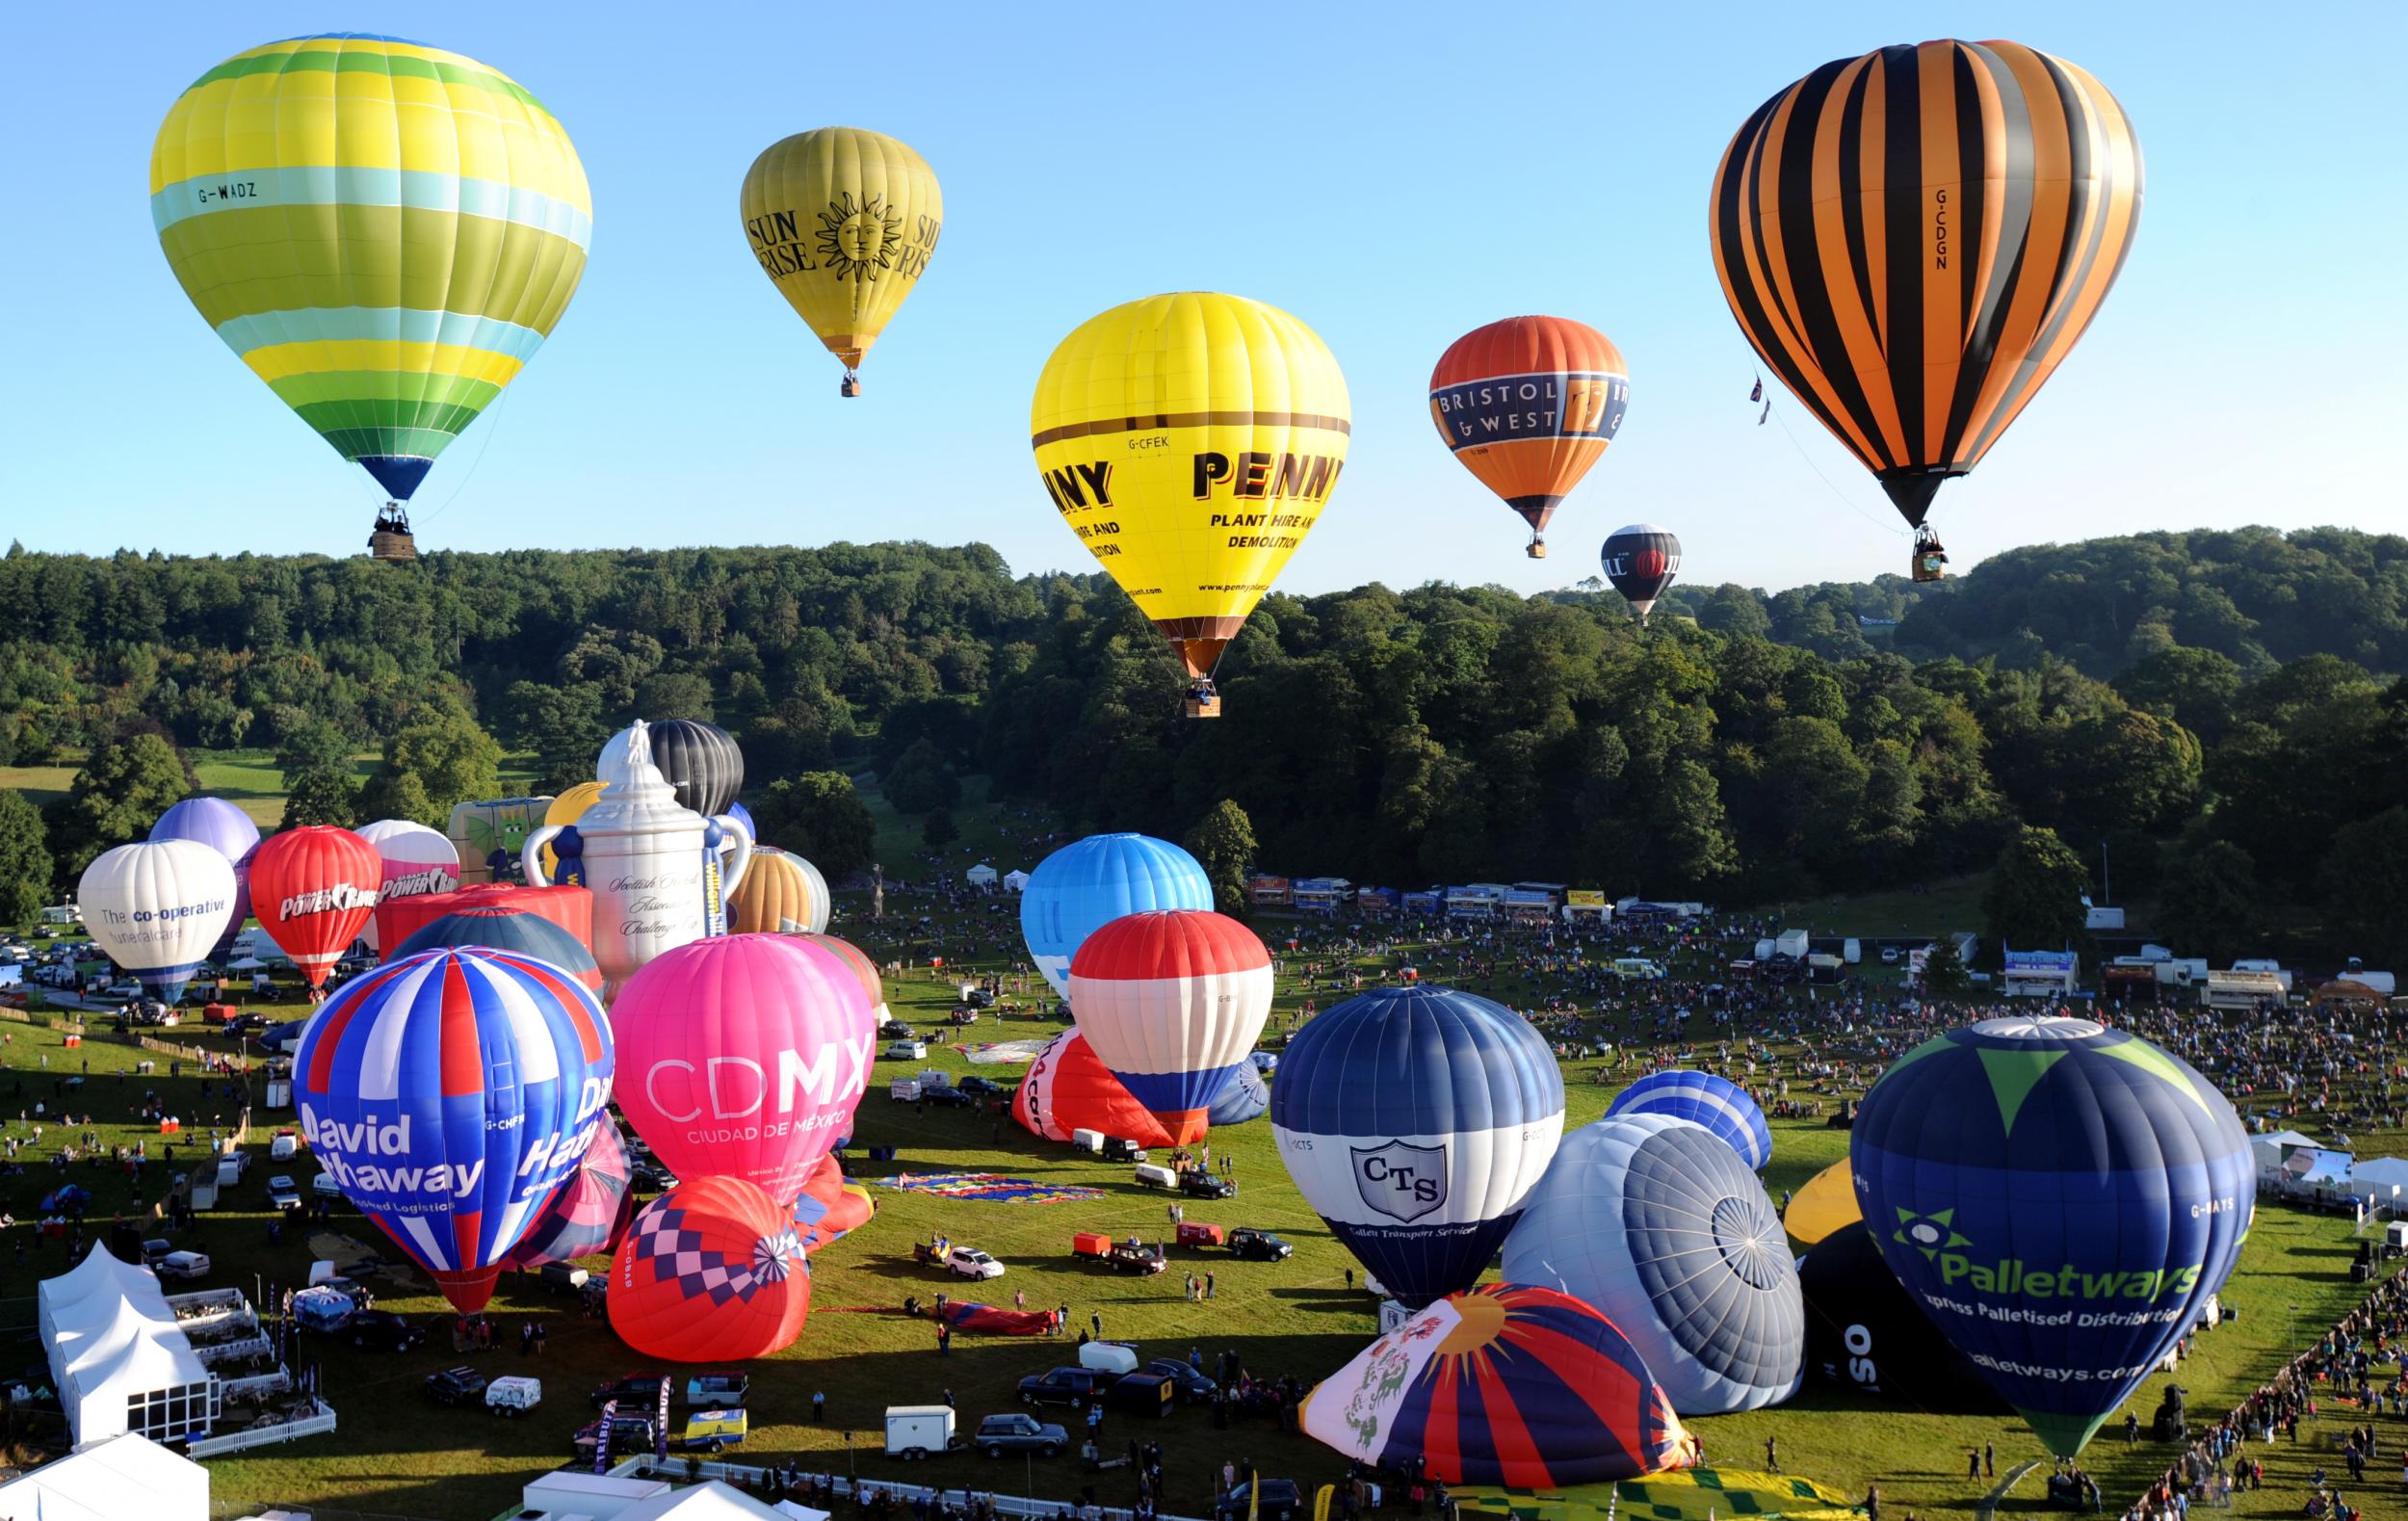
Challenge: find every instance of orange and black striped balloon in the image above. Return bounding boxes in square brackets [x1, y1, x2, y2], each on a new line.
[1429, 316, 1629, 557]
[1710, 39, 2142, 527]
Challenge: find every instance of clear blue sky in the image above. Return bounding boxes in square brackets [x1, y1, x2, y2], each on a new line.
[6, 3, 2401, 594]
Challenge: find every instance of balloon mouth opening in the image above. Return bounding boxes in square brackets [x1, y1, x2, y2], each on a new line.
[430, 1265, 505, 1315]
[1711, 1195, 1784, 1289]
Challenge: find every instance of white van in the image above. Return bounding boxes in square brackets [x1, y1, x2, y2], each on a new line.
[885, 1404, 957, 1459]
[215, 1155, 247, 1187]
[1078, 1341, 1139, 1375]
[1133, 1163, 1178, 1191]
[485, 1376, 542, 1417]
[1070, 1129, 1106, 1154]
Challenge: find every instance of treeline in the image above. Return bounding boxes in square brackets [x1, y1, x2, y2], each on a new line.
[0, 531, 2402, 960]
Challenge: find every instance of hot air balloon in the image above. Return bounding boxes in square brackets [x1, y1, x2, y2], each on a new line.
[1711, 40, 2143, 582]
[1783, 1158, 1862, 1247]
[1067, 911, 1272, 1145]
[1270, 985, 1565, 1309]
[728, 847, 827, 937]
[78, 841, 237, 1005]
[1301, 1284, 1697, 1485]
[1502, 1115, 1804, 1414]
[505, 1120, 637, 1269]
[611, 1176, 810, 1362]
[250, 826, 382, 987]
[794, 854, 833, 933]
[392, 905, 604, 992]
[809, 934, 888, 1025]
[1607, 1069, 1769, 1169]
[1021, 833, 1213, 999]
[1427, 317, 1630, 560]
[726, 800, 756, 845]
[598, 721, 746, 820]
[149, 798, 260, 961]
[373, 881, 594, 968]
[1799, 1220, 2006, 1413]
[150, 34, 590, 560]
[1849, 1015, 2251, 1455]
[1011, 1030, 1173, 1148]
[801, 1183, 874, 1253]
[1032, 292, 1349, 717]
[741, 127, 941, 397]
[354, 820, 460, 954]
[1599, 525, 1683, 622]
[609, 935, 874, 1205]
[1208, 1059, 1270, 1128]
[296, 947, 615, 1313]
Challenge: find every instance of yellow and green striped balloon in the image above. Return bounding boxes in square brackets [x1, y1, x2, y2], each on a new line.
[150, 34, 591, 503]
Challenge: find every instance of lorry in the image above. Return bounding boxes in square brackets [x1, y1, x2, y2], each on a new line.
[886, 1404, 961, 1459]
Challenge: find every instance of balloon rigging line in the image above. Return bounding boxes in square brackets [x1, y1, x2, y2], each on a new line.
[1756, 380, 1910, 539]
[418, 383, 513, 526]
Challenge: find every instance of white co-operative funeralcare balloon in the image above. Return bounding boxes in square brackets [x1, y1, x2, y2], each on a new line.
[78, 839, 238, 1004]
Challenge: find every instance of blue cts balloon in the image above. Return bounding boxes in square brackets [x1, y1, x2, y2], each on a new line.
[1607, 1069, 1772, 1169]
[1502, 1115, 1804, 1413]
[1207, 1059, 1269, 1128]
[1270, 985, 1565, 1309]
[1850, 1015, 2253, 1456]
[1020, 832, 1213, 998]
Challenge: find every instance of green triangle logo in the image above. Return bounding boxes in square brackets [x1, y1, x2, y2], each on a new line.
[2094, 1037, 2215, 1116]
[1976, 1047, 2068, 1134]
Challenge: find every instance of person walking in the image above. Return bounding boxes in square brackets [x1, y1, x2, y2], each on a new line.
[1764, 1435, 1779, 1473]
[1204, 1272, 1216, 1299]
[1983, 1443, 1993, 1479]
[814, 1390, 825, 1422]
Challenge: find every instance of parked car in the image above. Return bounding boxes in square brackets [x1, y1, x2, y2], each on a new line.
[878, 1019, 917, 1040]
[156, 1250, 211, 1280]
[1016, 1367, 1107, 1409]
[485, 1376, 542, 1418]
[270, 1130, 301, 1161]
[425, 1367, 489, 1406]
[349, 1309, 426, 1351]
[140, 1239, 174, 1268]
[1179, 1170, 1236, 1200]
[974, 1412, 1065, 1458]
[883, 1039, 928, 1061]
[1219, 1482, 1303, 1521]
[591, 1374, 670, 1409]
[571, 1414, 657, 1458]
[1146, 1359, 1217, 1403]
[311, 1173, 344, 1201]
[684, 1373, 749, 1408]
[266, 1175, 302, 1211]
[630, 1160, 679, 1192]
[948, 1247, 1006, 1280]
[1227, 1228, 1293, 1261]
[1099, 1137, 1148, 1164]
[923, 1084, 978, 1109]
[1880, 945, 1904, 964]
[955, 1075, 1006, 1098]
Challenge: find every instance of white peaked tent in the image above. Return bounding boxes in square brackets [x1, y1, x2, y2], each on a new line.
[1003, 869, 1031, 893]
[615, 1480, 798, 1519]
[39, 1245, 215, 1445]
[965, 863, 999, 888]
[2250, 1129, 2318, 1181]
[2351, 1156, 2408, 1200]
[0, 1431, 209, 1521]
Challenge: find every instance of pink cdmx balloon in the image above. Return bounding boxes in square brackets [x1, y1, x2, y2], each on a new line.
[608, 933, 876, 1204]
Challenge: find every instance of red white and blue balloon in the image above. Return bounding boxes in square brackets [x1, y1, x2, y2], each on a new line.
[1067, 910, 1273, 1144]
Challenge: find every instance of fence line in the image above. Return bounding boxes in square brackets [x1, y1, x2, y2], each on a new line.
[605, 1455, 1210, 1521]
[186, 1399, 337, 1458]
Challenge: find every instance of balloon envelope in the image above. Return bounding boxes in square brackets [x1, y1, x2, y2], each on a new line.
[1303, 1284, 1696, 1486]
[1783, 1159, 1861, 1247]
[790, 1154, 874, 1252]
[1021, 833, 1213, 998]
[612, 1175, 810, 1362]
[374, 882, 593, 968]
[1600, 524, 1683, 621]
[1011, 1030, 1172, 1148]
[1208, 1060, 1270, 1128]
[506, 1120, 636, 1268]
[1270, 985, 1565, 1309]
[1428, 317, 1629, 556]
[729, 847, 825, 937]
[809, 934, 886, 1022]
[1850, 1015, 2252, 1455]
[1502, 1115, 1804, 1414]
[1068, 910, 1272, 1144]
[741, 127, 942, 380]
[149, 798, 259, 961]
[354, 820, 461, 953]
[393, 905, 603, 992]
[598, 721, 744, 819]
[78, 841, 237, 1004]
[609, 935, 874, 1204]
[250, 826, 381, 987]
[295, 947, 615, 1312]
[1799, 1221, 2006, 1413]
[1607, 1069, 1769, 1169]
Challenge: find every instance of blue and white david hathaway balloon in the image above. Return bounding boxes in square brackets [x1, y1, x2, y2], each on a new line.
[1020, 832, 1213, 999]
[1270, 985, 1564, 1308]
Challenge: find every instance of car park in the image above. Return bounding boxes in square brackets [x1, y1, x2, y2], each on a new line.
[947, 1247, 1006, 1280]
[425, 1367, 489, 1406]
[974, 1412, 1065, 1457]
[348, 1309, 425, 1351]
[1016, 1367, 1107, 1409]
[1227, 1227, 1293, 1261]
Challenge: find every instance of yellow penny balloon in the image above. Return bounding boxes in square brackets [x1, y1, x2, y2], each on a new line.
[741, 127, 941, 395]
[1030, 293, 1349, 716]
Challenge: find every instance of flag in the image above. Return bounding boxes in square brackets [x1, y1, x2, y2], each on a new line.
[1759, 397, 1771, 426]
[1748, 377, 1763, 403]
[1249, 1468, 1261, 1521]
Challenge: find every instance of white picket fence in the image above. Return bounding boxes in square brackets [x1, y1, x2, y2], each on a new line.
[187, 1399, 338, 1458]
[604, 1455, 1209, 1521]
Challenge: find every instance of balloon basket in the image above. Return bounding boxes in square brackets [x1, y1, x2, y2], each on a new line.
[840, 371, 861, 398]
[1909, 526, 1950, 584]
[1526, 541, 1548, 560]
[368, 529, 417, 563]
[1183, 687, 1222, 720]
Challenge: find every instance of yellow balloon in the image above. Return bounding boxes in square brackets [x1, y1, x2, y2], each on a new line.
[544, 780, 607, 827]
[1783, 1158, 1863, 1246]
[728, 847, 824, 936]
[1030, 293, 1349, 707]
[741, 127, 941, 391]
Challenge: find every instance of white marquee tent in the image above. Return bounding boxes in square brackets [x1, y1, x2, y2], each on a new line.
[0, 1431, 208, 1521]
[39, 1245, 215, 1446]
[965, 864, 999, 889]
[1002, 869, 1030, 893]
[616, 1480, 798, 1519]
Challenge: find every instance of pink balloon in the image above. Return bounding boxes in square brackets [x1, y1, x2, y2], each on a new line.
[609, 934, 875, 1205]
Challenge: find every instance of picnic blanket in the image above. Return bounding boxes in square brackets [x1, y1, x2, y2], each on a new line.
[876, 1171, 1104, 1204]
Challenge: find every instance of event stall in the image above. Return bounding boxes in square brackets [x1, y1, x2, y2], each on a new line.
[964, 864, 999, 890]
[39, 1246, 216, 1445]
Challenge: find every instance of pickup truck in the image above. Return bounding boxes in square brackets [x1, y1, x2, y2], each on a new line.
[973, 1412, 1066, 1458]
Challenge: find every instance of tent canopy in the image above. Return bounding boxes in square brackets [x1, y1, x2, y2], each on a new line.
[1002, 869, 1031, 892]
[39, 1245, 212, 1445]
[0, 1431, 209, 1521]
[619, 1480, 798, 1519]
[2351, 1156, 2408, 1196]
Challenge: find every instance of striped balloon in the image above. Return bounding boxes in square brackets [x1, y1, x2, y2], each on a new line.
[504, 1117, 635, 1268]
[1022, 833, 1214, 998]
[729, 847, 820, 936]
[150, 34, 590, 504]
[599, 721, 745, 820]
[1302, 1284, 1696, 1486]
[295, 947, 615, 1313]
[1607, 1069, 1771, 1169]
[1067, 911, 1272, 1144]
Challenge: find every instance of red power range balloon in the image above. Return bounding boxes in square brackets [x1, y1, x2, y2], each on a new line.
[250, 825, 382, 987]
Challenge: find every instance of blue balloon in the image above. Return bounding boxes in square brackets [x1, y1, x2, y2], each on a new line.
[393, 905, 603, 990]
[1607, 1069, 1772, 1169]
[1020, 833, 1212, 998]
[1207, 1059, 1269, 1127]
[149, 797, 261, 963]
[1850, 1015, 2253, 1456]
[1269, 985, 1564, 1308]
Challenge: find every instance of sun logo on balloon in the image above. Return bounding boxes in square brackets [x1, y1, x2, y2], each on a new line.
[816, 193, 901, 282]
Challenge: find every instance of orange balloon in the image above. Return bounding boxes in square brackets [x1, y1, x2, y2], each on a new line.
[1428, 317, 1629, 558]
[610, 1176, 809, 1362]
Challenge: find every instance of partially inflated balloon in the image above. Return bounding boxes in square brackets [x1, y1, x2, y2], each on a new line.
[809, 934, 887, 1024]
[1011, 1030, 1173, 1148]
[1599, 524, 1682, 623]
[354, 820, 460, 954]
[1783, 1159, 1861, 1247]
[393, 905, 603, 992]
[150, 34, 589, 506]
[1850, 1016, 2250, 1455]
[597, 721, 744, 820]
[1428, 317, 1629, 559]
[1711, 40, 2142, 530]
[296, 947, 615, 1313]
[1799, 1221, 2006, 1413]
[1022, 833, 1213, 999]
[612, 1176, 809, 1362]
[150, 798, 260, 961]
[742, 127, 941, 393]
[1607, 1069, 1767, 1168]
[250, 826, 381, 987]
[729, 847, 825, 937]
[1271, 986, 1565, 1309]
[1069, 911, 1272, 1144]
[79, 841, 237, 1004]
[1208, 1060, 1270, 1128]
[790, 1153, 874, 1253]
[506, 1120, 636, 1269]
[609, 935, 874, 1205]
[1032, 293, 1348, 703]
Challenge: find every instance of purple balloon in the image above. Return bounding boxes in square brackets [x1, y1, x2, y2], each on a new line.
[151, 798, 261, 962]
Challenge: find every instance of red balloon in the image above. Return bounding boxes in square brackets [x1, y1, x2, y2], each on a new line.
[1010, 1029, 1173, 1148]
[610, 1175, 810, 1362]
[250, 826, 381, 987]
[791, 1154, 874, 1252]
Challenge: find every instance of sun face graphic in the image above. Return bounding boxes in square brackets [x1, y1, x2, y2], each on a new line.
[815, 193, 902, 282]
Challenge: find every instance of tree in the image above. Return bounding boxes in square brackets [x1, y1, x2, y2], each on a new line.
[272, 714, 352, 779]
[355, 769, 438, 829]
[1696, 585, 1771, 639]
[2113, 646, 2242, 744]
[380, 709, 503, 816]
[1981, 826, 2094, 964]
[41, 733, 192, 883]
[1183, 799, 1258, 916]
[882, 738, 959, 815]
[507, 681, 610, 795]
[751, 773, 876, 877]
[1919, 938, 1970, 998]
[2323, 805, 2408, 967]
[634, 671, 717, 722]
[921, 806, 957, 849]
[0, 790, 54, 927]
[282, 766, 361, 828]
[2156, 839, 2261, 962]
